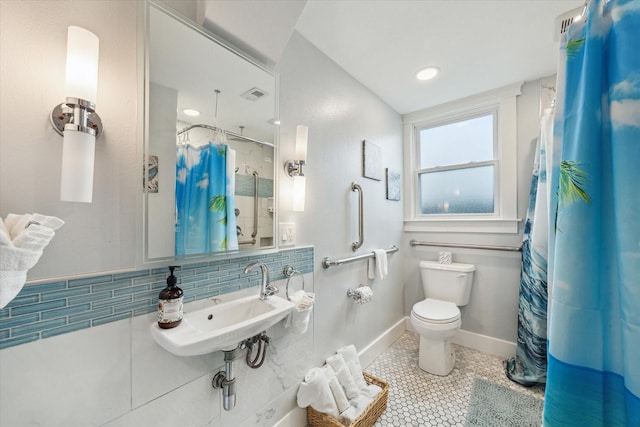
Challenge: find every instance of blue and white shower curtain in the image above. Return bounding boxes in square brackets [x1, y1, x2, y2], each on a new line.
[544, 1, 640, 425]
[505, 109, 551, 386]
[175, 143, 238, 255]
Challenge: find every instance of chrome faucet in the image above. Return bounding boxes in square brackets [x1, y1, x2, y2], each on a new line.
[244, 262, 278, 300]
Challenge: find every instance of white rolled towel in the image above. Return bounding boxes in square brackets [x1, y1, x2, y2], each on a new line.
[326, 353, 360, 399]
[322, 365, 351, 414]
[338, 345, 368, 390]
[296, 367, 339, 419]
[0, 270, 28, 309]
[339, 405, 359, 426]
[0, 213, 64, 308]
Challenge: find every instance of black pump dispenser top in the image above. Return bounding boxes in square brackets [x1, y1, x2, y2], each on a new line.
[167, 266, 177, 286]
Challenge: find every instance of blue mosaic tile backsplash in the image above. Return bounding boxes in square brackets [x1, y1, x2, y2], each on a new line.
[0, 247, 313, 350]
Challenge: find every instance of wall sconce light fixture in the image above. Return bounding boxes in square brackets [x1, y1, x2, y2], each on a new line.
[50, 26, 102, 203]
[284, 125, 308, 212]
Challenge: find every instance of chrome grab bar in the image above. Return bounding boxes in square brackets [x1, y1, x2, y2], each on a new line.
[409, 239, 522, 252]
[352, 182, 363, 252]
[323, 245, 398, 269]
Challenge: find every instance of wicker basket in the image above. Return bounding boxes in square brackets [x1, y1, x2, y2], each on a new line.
[307, 372, 389, 427]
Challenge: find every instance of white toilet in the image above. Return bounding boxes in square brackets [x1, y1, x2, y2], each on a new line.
[410, 260, 475, 376]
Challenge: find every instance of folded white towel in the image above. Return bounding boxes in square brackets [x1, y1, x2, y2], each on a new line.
[0, 213, 64, 309]
[297, 367, 339, 419]
[284, 290, 314, 334]
[0, 270, 28, 309]
[326, 353, 360, 399]
[0, 219, 12, 246]
[322, 365, 351, 414]
[374, 249, 388, 280]
[31, 214, 65, 231]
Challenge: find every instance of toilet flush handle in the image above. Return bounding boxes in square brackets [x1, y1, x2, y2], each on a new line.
[457, 274, 467, 278]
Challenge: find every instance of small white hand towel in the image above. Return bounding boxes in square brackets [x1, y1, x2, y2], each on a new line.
[0, 270, 28, 309]
[337, 345, 368, 390]
[322, 365, 351, 414]
[296, 367, 339, 419]
[0, 219, 12, 246]
[0, 213, 64, 309]
[326, 353, 360, 399]
[367, 249, 388, 280]
[374, 249, 387, 279]
[284, 290, 314, 334]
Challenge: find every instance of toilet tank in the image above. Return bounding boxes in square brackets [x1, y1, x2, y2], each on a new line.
[419, 260, 476, 306]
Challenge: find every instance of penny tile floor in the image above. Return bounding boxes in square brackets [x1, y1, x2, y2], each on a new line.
[365, 331, 544, 427]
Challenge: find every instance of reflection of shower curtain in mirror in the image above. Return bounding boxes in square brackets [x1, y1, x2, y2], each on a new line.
[175, 143, 238, 255]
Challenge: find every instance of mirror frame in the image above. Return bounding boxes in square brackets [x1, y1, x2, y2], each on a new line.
[140, 0, 280, 266]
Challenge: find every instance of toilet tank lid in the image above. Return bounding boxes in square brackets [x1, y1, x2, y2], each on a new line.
[419, 260, 475, 272]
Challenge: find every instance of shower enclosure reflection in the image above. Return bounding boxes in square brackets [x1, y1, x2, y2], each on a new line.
[144, 2, 278, 262]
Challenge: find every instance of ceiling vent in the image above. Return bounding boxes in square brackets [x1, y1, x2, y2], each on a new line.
[554, 6, 584, 41]
[241, 87, 269, 102]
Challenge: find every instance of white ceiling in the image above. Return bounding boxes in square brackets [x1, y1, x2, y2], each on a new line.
[199, 0, 584, 115]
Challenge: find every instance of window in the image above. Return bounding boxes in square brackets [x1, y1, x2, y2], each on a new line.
[418, 113, 496, 215]
[403, 83, 522, 233]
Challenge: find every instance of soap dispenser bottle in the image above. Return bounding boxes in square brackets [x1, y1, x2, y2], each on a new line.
[157, 266, 183, 329]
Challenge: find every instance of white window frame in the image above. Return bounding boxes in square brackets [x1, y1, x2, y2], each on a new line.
[403, 82, 522, 234]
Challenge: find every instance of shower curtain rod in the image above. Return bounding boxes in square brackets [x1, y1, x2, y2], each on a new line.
[177, 124, 274, 148]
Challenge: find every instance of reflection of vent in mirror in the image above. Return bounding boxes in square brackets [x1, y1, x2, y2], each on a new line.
[241, 87, 269, 101]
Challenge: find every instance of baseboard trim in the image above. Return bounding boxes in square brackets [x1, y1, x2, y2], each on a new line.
[359, 317, 407, 369]
[451, 328, 516, 359]
[406, 316, 516, 358]
[273, 407, 307, 427]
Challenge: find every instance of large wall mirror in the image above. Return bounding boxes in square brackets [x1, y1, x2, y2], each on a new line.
[144, 1, 278, 262]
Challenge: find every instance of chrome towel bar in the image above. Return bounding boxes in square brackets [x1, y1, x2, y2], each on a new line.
[409, 240, 522, 252]
[322, 245, 399, 269]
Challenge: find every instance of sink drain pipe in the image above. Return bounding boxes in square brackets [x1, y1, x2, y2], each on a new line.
[212, 331, 270, 411]
[212, 346, 241, 411]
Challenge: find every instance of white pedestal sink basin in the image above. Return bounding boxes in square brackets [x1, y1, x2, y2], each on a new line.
[150, 294, 295, 356]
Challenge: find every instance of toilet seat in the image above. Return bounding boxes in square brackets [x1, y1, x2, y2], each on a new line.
[412, 298, 460, 324]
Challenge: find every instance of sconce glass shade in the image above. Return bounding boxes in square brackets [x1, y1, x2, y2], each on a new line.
[65, 26, 99, 104]
[53, 25, 100, 203]
[295, 125, 308, 160]
[60, 130, 96, 203]
[292, 176, 306, 212]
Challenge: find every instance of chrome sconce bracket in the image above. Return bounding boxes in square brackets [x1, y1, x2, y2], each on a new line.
[50, 97, 103, 138]
[284, 159, 305, 177]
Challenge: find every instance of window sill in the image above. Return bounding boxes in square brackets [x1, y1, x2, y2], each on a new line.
[404, 218, 521, 234]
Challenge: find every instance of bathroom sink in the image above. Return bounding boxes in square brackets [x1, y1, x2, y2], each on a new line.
[150, 295, 295, 356]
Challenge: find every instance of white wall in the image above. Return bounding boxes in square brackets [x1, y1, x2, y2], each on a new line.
[0, 0, 139, 280]
[276, 32, 405, 364]
[401, 78, 545, 344]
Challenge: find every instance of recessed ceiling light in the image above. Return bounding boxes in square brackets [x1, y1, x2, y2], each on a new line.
[183, 109, 200, 117]
[416, 67, 440, 81]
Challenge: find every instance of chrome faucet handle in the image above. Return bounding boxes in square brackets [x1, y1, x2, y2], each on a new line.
[266, 284, 278, 296]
